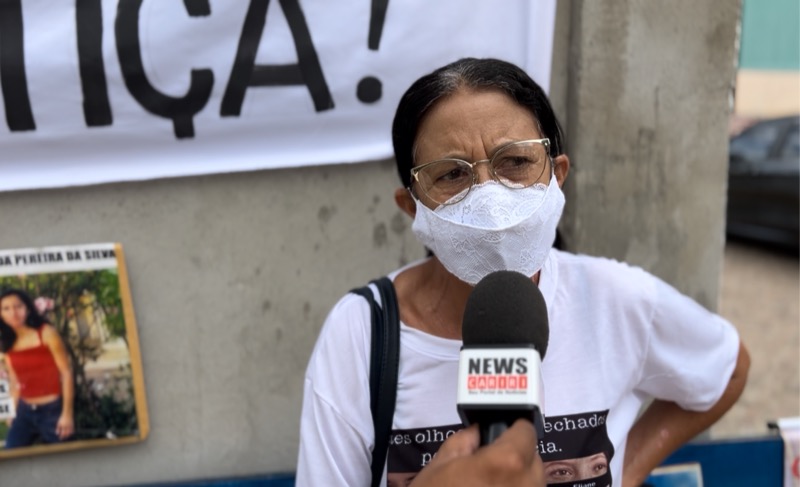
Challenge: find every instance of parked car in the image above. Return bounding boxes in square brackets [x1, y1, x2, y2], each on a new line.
[726, 115, 799, 250]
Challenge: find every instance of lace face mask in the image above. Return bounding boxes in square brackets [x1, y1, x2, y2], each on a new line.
[411, 176, 565, 285]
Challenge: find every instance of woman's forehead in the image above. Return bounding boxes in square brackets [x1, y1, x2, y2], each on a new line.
[1, 295, 21, 305]
[414, 89, 541, 159]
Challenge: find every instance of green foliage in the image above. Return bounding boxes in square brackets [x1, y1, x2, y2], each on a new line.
[94, 270, 126, 343]
[73, 364, 138, 440]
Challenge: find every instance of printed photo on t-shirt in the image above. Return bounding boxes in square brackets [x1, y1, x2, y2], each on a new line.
[386, 410, 613, 487]
[539, 410, 614, 487]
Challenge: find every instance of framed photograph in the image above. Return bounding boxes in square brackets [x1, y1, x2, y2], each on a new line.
[0, 243, 148, 458]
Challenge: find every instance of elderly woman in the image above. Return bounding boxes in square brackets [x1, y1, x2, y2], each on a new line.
[296, 58, 749, 487]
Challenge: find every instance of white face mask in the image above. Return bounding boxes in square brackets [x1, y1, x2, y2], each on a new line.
[411, 176, 565, 285]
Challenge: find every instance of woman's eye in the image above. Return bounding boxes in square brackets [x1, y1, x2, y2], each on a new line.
[437, 167, 469, 182]
[544, 465, 575, 481]
[513, 156, 533, 166]
[498, 156, 534, 167]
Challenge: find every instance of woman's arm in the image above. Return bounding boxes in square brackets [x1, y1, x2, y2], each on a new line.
[622, 341, 750, 486]
[296, 294, 376, 487]
[3, 355, 19, 402]
[3, 355, 19, 425]
[42, 325, 74, 439]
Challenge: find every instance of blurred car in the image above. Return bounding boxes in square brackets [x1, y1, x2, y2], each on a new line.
[726, 115, 800, 250]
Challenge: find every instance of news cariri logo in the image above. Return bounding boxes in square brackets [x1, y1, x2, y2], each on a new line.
[466, 357, 529, 392]
[467, 374, 529, 392]
[456, 346, 546, 439]
[457, 348, 542, 402]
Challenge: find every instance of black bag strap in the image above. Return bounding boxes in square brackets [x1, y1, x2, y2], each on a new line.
[350, 276, 400, 487]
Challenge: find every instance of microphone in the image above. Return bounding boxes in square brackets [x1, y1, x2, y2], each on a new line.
[456, 270, 549, 446]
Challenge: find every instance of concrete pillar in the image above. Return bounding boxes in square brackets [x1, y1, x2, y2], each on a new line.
[559, 0, 741, 310]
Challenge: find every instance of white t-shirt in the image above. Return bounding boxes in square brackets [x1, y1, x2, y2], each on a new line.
[296, 250, 740, 487]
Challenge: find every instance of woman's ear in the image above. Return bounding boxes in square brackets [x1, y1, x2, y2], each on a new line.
[553, 154, 570, 188]
[395, 187, 417, 218]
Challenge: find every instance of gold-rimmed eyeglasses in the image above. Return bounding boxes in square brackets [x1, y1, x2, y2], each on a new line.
[410, 138, 551, 206]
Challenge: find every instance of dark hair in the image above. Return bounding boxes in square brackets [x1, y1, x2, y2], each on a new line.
[391, 57, 565, 188]
[0, 289, 48, 353]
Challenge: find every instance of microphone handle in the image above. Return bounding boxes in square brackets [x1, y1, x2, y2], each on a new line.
[481, 421, 508, 446]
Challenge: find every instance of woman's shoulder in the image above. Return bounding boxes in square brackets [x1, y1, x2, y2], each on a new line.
[312, 291, 373, 359]
[554, 249, 652, 278]
[305, 291, 375, 405]
[39, 323, 61, 344]
[325, 290, 373, 326]
[551, 249, 660, 299]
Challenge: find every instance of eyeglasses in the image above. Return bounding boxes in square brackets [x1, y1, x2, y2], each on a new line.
[410, 138, 551, 206]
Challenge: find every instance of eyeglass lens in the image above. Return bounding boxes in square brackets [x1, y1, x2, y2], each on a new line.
[415, 140, 549, 205]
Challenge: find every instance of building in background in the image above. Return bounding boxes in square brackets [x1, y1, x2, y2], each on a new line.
[733, 0, 800, 131]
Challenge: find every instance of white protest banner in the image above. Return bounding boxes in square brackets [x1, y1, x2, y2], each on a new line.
[0, 0, 556, 192]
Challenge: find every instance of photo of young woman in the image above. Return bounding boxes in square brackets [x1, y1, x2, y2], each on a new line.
[0, 289, 74, 448]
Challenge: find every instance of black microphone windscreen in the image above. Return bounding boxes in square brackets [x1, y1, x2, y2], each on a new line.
[461, 270, 549, 358]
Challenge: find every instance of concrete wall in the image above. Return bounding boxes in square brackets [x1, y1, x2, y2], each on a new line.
[0, 1, 739, 485]
[0, 162, 425, 486]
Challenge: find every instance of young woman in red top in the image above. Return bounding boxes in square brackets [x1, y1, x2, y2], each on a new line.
[0, 289, 74, 448]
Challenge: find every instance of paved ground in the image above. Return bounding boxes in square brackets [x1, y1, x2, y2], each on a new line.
[710, 240, 799, 439]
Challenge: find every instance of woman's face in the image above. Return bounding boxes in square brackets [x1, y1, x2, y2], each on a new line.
[0, 295, 28, 329]
[416, 88, 543, 181]
[400, 88, 568, 213]
[543, 453, 609, 483]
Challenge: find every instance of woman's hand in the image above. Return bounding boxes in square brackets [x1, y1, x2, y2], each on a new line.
[410, 420, 545, 487]
[55, 412, 74, 439]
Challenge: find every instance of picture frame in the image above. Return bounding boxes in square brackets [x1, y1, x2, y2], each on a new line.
[0, 243, 148, 458]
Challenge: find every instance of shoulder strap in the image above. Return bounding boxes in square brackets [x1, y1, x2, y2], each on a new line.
[350, 277, 400, 487]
